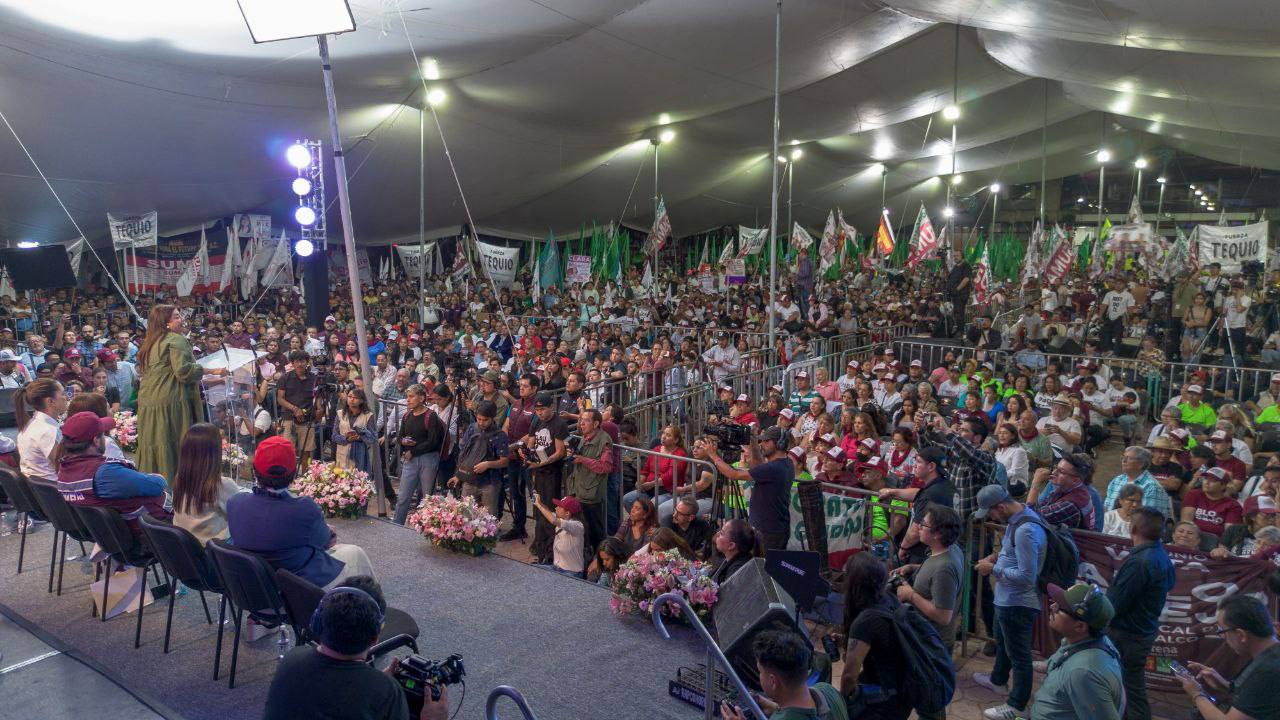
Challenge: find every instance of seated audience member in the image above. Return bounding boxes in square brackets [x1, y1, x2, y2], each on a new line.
[1209, 430, 1249, 494]
[1102, 483, 1144, 537]
[710, 519, 761, 585]
[55, 411, 170, 534]
[227, 436, 375, 589]
[1027, 453, 1097, 530]
[1170, 521, 1203, 551]
[662, 496, 712, 560]
[720, 629, 848, 720]
[613, 494, 658, 557]
[1036, 394, 1082, 452]
[625, 424, 688, 512]
[1147, 436, 1190, 498]
[172, 422, 247, 546]
[1177, 594, 1280, 720]
[1017, 409, 1054, 469]
[815, 447, 857, 487]
[1214, 497, 1279, 558]
[67, 392, 125, 460]
[264, 576, 448, 720]
[643, 526, 696, 560]
[1251, 525, 1280, 560]
[1104, 446, 1174, 519]
[1029, 583, 1123, 720]
[590, 536, 630, 587]
[17, 378, 68, 482]
[530, 491, 584, 576]
[1181, 467, 1243, 538]
[993, 422, 1030, 491]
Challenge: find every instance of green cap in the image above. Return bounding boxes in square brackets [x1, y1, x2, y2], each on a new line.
[1047, 582, 1114, 631]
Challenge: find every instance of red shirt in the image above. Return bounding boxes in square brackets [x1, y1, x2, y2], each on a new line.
[1214, 456, 1248, 487]
[1182, 489, 1243, 536]
[640, 446, 688, 493]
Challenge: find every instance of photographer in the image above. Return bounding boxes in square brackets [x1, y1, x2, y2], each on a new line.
[522, 392, 568, 565]
[276, 350, 320, 466]
[263, 576, 449, 720]
[566, 408, 612, 554]
[706, 425, 793, 551]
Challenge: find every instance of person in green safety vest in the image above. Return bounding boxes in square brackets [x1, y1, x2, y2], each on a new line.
[1178, 384, 1217, 435]
[856, 456, 909, 561]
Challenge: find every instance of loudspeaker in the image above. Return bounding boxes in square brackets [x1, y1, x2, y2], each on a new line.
[713, 558, 808, 689]
[301, 251, 330, 331]
[0, 247, 75, 290]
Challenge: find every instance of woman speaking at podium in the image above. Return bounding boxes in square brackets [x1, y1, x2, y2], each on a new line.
[135, 304, 225, 481]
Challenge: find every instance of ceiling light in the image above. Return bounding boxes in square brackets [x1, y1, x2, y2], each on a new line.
[295, 206, 317, 226]
[1077, 197, 1085, 203]
[882, 208, 890, 216]
[16, 241, 38, 249]
[294, 238, 314, 257]
[286, 143, 312, 169]
[943, 207, 955, 218]
[989, 183, 1001, 193]
[1189, 184, 1196, 190]
[790, 148, 803, 160]
[1157, 176, 1167, 184]
[942, 104, 960, 121]
[951, 174, 962, 185]
[659, 129, 676, 144]
[421, 57, 440, 80]
[291, 177, 312, 196]
[1134, 157, 1148, 169]
[426, 88, 447, 107]
[777, 156, 787, 163]
[1195, 189, 1203, 196]
[1097, 148, 1112, 163]
[236, 0, 356, 43]
[658, 113, 671, 125]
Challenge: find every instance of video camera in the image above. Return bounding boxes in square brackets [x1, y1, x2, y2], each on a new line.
[393, 653, 465, 715]
[704, 423, 751, 463]
[565, 433, 583, 454]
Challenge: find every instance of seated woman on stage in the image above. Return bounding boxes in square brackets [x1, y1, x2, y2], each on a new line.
[16, 378, 68, 483]
[172, 423, 248, 547]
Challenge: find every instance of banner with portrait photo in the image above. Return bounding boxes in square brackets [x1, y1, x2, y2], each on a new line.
[1193, 221, 1268, 273]
[566, 254, 592, 285]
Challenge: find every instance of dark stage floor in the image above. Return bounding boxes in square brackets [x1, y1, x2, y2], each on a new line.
[0, 516, 709, 720]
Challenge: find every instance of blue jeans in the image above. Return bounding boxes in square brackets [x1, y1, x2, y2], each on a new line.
[991, 605, 1038, 712]
[606, 470, 622, 536]
[393, 451, 440, 525]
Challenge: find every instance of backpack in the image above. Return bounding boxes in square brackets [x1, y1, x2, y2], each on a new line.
[454, 425, 498, 485]
[1009, 513, 1080, 593]
[864, 604, 955, 713]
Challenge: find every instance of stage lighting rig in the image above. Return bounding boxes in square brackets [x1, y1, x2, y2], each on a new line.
[288, 139, 327, 250]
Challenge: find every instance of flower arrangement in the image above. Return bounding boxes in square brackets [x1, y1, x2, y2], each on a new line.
[290, 461, 373, 519]
[609, 550, 719, 619]
[110, 411, 138, 453]
[221, 440, 248, 470]
[406, 495, 498, 556]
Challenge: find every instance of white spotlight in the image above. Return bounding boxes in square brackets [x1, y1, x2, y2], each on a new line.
[942, 104, 961, 121]
[777, 155, 788, 163]
[294, 238, 314, 257]
[421, 57, 440, 80]
[989, 182, 1001, 193]
[15, 241, 38, 249]
[1189, 184, 1196, 190]
[790, 148, 803, 161]
[426, 88, 447, 107]
[1097, 148, 1112, 163]
[951, 174, 963, 185]
[659, 129, 676, 144]
[658, 113, 671, 125]
[1077, 197, 1085, 203]
[882, 208, 890, 216]
[1195, 189, 1203, 196]
[1134, 157, 1148, 169]
[1156, 176, 1167, 184]
[286, 143, 312, 169]
[295, 206, 317, 226]
[291, 177, 312, 196]
[942, 207, 955, 218]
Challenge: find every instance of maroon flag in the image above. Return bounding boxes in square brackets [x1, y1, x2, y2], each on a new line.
[906, 204, 938, 269]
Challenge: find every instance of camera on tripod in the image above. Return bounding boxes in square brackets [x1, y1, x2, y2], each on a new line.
[393, 653, 465, 714]
[704, 423, 751, 463]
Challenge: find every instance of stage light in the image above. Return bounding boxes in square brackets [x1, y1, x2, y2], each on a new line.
[294, 238, 314, 257]
[295, 206, 317, 226]
[943, 207, 955, 218]
[1134, 157, 1148, 169]
[16, 241, 38, 249]
[1195, 189, 1203, 196]
[1189, 184, 1196, 190]
[1097, 148, 1111, 163]
[659, 129, 676, 144]
[421, 57, 440, 80]
[658, 113, 671, 125]
[942, 104, 960, 121]
[882, 208, 890, 216]
[1077, 197, 1085, 203]
[292, 177, 312, 196]
[951, 174, 963, 185]
[426, 88, 447, 107]
[237, 0, 355, 43]
[777, 155, 788, 163]
[790, 148, 803, 160]
[286, 143, 312, 169]
[1157, 176, 1167, 184]
[989, 182, 1001, 193]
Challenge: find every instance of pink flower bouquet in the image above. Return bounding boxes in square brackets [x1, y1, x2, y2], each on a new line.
[609, 549, 719, 620]
[406, 495, 498, 556]
[110, 411, 138, 453]
[291, 461, 373, 519]
[221, 439, 248, 471]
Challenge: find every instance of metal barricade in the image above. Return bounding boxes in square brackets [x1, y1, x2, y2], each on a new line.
[615, 443, 722, 523]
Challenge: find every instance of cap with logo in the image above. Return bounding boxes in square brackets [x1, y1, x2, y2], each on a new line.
[1046, 582, 1115, 631]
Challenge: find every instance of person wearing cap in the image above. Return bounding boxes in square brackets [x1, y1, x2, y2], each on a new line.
[1177, 384, 1217, 434]
[469, 370, 510, 425]
[788, 371, 820, 416]
[1216, 496, 1279, 558]
[972, 484, 1047, 719]
[814, 446, 855, 488]
[1206, 429, 1249, 493]
[227, 436, 375, 589]
[837, 360, 861, 395]
[55, 410, 170, 536]
[1036, 393, 1083, 453]
[1248, 373, 1280, 415]
[1028, 582, 1124, 720]
[1146, 435, 1190, 497]
[705, 424, 794, 551]
[701, 331, 741, 383]
[57, 348, 93, 388]
[1181, 466, 1242, 538]
[96, 348, 138, 411]
[729, 394, 758, 427]
[1104, 446, 1173, 520]
[856, 456, 911, 554]
[1027, 453, 1097, 530]
[529, 490, 584, 576]
[0, 348, 25, 388]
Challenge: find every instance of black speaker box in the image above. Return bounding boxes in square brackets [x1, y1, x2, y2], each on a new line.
[713, 558, 807, 689]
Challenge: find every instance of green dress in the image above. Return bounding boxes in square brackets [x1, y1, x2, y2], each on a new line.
[136, 332, 205, 481]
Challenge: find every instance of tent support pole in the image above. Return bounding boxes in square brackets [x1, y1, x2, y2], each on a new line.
[767, 0, 782, 353]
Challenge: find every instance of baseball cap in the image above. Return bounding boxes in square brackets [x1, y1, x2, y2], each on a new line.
[1249, 495, 1277, 515]
[1202, 466, 1228, 483]
[918, 446, 946, 467]
[61, 411, 115, 443]
[482, 370, 500, 384]
[973, 484, 1012, 519]
[325, 315, 336, 323]
[910, 359, 923, 368]
[1047, 582, 1114, 631]
[1271, 373, 1280, 384]
[1186, 384, 1203, 394]
[1210, 430, 1230, 442]
[858, 437, 877, 451]
[795, 370, 809, 379]
[884, 348, 895, 355]
[847, 360, 859, 369]
[64, 348, 81, 360]
[859, 455, 885, 473]
[533, 391, 555, 408]
[825, 446, 847, 463]
[1169, 428, 1190, 445]
[770, 384, 783, 394]
[253, 436, 298, 480]
[759, 426, 784, 443]
[778, 408, 796, 421]
[553, 496, 583, 515]
[819, 432, 836, 445]
[95, 349, 117, 363]
[872, 363, 887, 372]
[388, 330, 399, 340]
[0, 349, 17, 362]
[788, 446, 806, 461]
[720, 384, 734, 393]
[735, 393, 751, 403]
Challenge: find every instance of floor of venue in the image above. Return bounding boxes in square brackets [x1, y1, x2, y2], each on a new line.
[0, 516, 707, 720]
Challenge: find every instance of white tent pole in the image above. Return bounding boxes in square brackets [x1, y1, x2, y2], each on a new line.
[419, 106, 426, 326]
[316, 34, 386, 517]
[767, 0, 782, 352]
[1039, 78, 1048, 228]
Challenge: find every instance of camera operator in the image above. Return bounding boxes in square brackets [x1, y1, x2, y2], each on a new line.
[566, 408, 612, 555]
[705, 425, 793, 551]
[276, 350, 320, 466]
[263, 575, 449, 720]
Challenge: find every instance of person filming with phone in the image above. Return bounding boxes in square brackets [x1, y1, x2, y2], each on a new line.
[1176, 594, 1280, 720]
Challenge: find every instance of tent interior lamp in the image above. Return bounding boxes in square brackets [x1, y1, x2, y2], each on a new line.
[286, 143, 312, 169]
[658, 129, 676, 144]
[236, 0, 355, 43]
[989, 182, 1001, 193]
[291, 177, 312, 196]
[1134, 157, 1148, 169]
[15, 241, 38, 249]
[951, 174, 962, 185]
[1195, 189, 1203, 196]
[294, 238, 314, 257]
[1077, 197, 1085, 203]
[942, 104, 960, 121]
[789, 148, 803, 161]
[1157, 176, 1167, 184]
[426, 88, 447, 107]
[295, 205, 317, 226]
[1096, 148, 1112, 163]
[421, 57, 440, 80]
[776, 155, 787, 163]
[1189, 184, 1196, 190]
[882, 208, 890, 216]
[658, 113, 671, 125]
[942, 207, 955, 218]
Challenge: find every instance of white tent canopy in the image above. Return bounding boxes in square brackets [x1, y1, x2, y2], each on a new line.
[0, 0, 1276, 249]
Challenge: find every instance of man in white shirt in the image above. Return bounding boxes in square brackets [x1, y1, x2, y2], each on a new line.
[1104, 376, 1140, 445]
[938, 366, 966, 400]
[1223, 278, 1251, 364]
[370, 352, 394, 397]
[700, 332, 741, 382]
[1037, 394, 1083, 452]
[0, 350, 26, 388]
[1095, 276, 1135, 353]
[773, 294, 802, 329]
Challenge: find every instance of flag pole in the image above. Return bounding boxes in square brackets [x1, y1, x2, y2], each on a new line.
[766, 0, 782, 353]
[652, 141, 660, 292]
[419, 105, 426, 327]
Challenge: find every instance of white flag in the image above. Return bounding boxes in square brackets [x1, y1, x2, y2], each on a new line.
[641, 261, 653, 288]
[67, 238, 85, 280]
[219, 225, 240, 293]
[264, 231, 294, 287]
[177, 227, 208, 297]
[0, 269, 13, 300]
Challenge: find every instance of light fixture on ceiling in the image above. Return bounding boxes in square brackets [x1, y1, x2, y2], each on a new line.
[294, 238, 314, 257]
[942, 104, 960, 121]
[658, 129, 676, 144]
[421, 57, 440, 80]
[1195, 189, 1203, 196]
[1096, 148, 1112, 163]
[1156, 176, 1167, 184]
[1077, 197, 1085, 203]
[236, 0, 355, 43]
[989, 182, 1001, 193]
[776, 155, 787, 163]
[951, 174, 962, 185]
[426, 88, 447, 107]
[658, 113, 671, 125]
[790, 148, 803, 160]
[291, 178, 312, 196]
[1189, 184, 1196, 190]
[943, 207, 955, 218]
[16, 241, 38, 249]
[882, 208, 890, 216]
[1134, 157, 1147, 169]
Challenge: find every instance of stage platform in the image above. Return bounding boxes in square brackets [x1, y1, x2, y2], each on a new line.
[0, 517, 709, 720]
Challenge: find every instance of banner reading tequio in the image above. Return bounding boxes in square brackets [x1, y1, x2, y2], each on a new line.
[395, 243, 436, 278]
[737, 226, 769, 257]
[476, 241, 519, 287]
[1194, 221, 1268, 272]
[108, 211, 158, 250]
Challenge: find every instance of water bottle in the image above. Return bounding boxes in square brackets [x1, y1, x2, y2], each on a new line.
[276, 626, 292, 659]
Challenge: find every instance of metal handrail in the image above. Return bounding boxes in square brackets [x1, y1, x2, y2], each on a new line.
[650, 591, 766, 720]
[485, 685, 539, 720]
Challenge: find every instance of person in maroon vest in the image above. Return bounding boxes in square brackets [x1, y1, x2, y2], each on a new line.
[56, 411, 170, 536]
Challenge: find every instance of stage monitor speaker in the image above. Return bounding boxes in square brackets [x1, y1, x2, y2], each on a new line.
[301, 251, 330, 330]
[0, 247, 76, 290]
[713, 558, 808, 689]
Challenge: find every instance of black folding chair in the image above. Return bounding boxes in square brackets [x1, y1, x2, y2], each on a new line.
[206, 539, 290, 688]
[273, 568, 420, 647]
[138, 515, 226, 656]
[25, 479, 95, 597]
[0, 468, 44, 574]
[71, 505, 165, 649]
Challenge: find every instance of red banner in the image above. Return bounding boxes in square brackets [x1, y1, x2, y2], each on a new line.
[1033, 531, 1278, 690]
[123, 221, 229, 293]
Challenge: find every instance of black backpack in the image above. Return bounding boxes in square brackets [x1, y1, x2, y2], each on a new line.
[864, 604, 955, 713]
[1009, 514, 1080, 593]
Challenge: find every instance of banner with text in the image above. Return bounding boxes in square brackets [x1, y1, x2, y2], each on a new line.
[741, 481, 866, 569]
[1194, 221, 1268, 273]
[232, 214, 272, 244]
[108, 211, 158, 250]
[566, 254, 592, 285]
[738, 226, 769, 257]
[477, 241, 520, 287]
[726, 258, 746, 285]
[123, 221, 228, 293]
[395, 243, 436, 278]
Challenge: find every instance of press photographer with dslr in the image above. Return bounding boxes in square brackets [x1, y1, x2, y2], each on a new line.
[276, 350, 320, 467]
[705, 424, 793, 551]
[263, 576, 450, 720]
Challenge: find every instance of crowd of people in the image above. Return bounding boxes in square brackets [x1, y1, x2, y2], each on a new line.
[3, 244, 1280, 720]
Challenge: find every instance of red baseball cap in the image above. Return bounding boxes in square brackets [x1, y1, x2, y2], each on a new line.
[62, 411, 115, 443]
[553, 496, 583, 515]
[253, 436, 298, 480]
[96, 349, 118, 363]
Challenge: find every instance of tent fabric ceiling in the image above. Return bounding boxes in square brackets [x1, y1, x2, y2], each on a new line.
[0, 0, 1277, 250]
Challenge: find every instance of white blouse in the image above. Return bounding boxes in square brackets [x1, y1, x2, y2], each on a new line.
[995, 445, 1030, 488]
[18, 411, 60, 480]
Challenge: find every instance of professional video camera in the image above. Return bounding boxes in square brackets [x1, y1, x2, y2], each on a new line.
[704, 423, 751, 463]
[393, 653, 465, 716]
